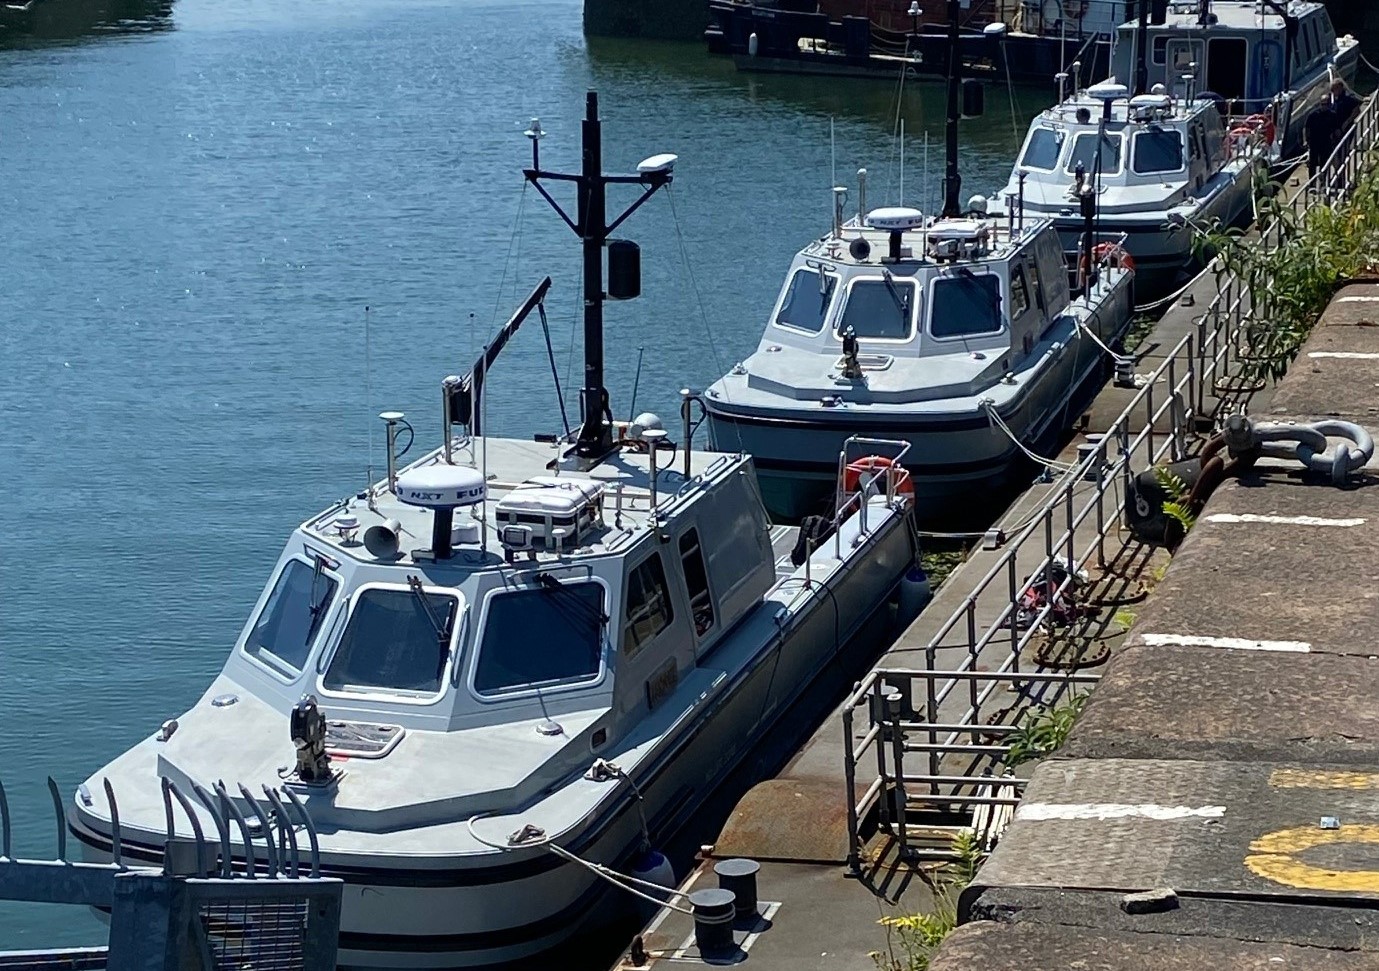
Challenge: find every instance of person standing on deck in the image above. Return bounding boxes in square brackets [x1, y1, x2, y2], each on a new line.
[1304, 99, 1338, 180]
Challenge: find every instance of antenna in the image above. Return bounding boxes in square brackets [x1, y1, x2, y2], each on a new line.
[1133, 0, 1150, 95]
[831, 116, 837, 192]
[364, 305, 375, 495]
[899, 118, 905, 205]
[524, 92, 675, 466]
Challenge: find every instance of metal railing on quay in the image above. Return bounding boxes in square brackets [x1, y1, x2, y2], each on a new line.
[840, 94, 1379, 868]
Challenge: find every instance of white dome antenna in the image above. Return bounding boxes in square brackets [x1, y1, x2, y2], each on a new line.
[637, 153, 677, 176]
[394, 465, 487, 561]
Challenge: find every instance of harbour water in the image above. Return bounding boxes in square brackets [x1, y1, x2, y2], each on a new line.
[0, 0, 1047, 951]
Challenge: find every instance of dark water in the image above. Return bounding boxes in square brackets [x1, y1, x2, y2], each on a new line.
[0, 0, 1044, 951]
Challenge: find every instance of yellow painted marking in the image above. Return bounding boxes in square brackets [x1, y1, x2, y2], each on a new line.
[1269, 768, 1379, 791]
[1246, 824, 1379, 893]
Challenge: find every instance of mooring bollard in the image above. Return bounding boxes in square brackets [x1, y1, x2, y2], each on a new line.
[690, 887, 737, 954]
[713, 857, 761, 919]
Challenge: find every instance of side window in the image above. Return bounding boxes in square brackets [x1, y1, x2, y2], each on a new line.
[1026, 260, 1045, 312]
[624, 554, 674, 659]
[1152, 36, 1168, 65]
[1010, 266, 1031, 319]
[679, 530, 715, 638]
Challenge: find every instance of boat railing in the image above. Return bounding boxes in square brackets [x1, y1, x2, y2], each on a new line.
[838, 90, 1379, 865]
[0, 776, 342, 971]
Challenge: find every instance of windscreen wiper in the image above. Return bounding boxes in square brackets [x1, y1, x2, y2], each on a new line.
[882, 269, 909, 318]
[407, 574, 452, 647]
[306, 555, 332, 637]
[536, 573, 609, 631]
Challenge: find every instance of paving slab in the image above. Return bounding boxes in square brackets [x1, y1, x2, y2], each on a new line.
[972, 757, 1379, 907]
[929, 919, 1379, 971]
[961, 886, 1379, 953]
[1064, 643, 1379, 764]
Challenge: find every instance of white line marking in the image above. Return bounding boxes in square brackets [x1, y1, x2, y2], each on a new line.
[1336, 295, 1379, 303]
[1141, 633, 1311, 652]
[1016, 803, 1226, 821]
[1203, 512, 1367, 527]
[1307, 351, 1379, 360]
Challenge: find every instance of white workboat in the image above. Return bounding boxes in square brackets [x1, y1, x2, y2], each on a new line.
[68, 95, 922, 968]
[990, 79, 1265, 300]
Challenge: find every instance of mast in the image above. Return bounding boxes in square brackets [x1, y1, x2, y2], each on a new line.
[1133, 0, 1150, 96]
[940, 0, 961, 218]
[524, 92, 674, 463]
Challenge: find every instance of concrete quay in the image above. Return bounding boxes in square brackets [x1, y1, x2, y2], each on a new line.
[941, 279, 1379, 969]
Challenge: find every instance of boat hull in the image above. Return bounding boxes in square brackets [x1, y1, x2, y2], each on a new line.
[706, 281, 1133, 523]
[72, 507, 916, 969]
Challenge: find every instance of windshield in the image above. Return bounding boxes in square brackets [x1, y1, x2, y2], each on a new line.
[837, 278, 915, 340]
[474, 581, 605, 694]
[323, 586, 458, 696]
[930, 273, 1003, 338]
[1133, 129, 1184, 173]
[245, 559, 337, 673]
[1066, 131, 1123, 175]
[1020, 127, 1064, 170]
[775, 268, 836, 333]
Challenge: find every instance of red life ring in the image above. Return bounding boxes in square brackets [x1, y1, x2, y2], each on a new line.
[1244, 112, 1277, 145]
[843, 455, 914, 496]
[1080, 242, 1135, 277]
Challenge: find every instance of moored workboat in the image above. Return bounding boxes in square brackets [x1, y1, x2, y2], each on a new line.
[68, 94, 922, 969]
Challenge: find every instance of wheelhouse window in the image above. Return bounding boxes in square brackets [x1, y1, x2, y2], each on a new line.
[775, 268, 837, 333]
[1132, 129, 1184, 174]
[624, 555, 674, 659]
[474, 581, 605, 694]
[1019, 127, 1064, 171]
[930, 273, 1003, 339]
[1065, 131, 1122, 176]
[836, 277, 915, 341]
[1009, 266, 1031, 319]
[679, 530, 715, 637]
[323, 586, 458, 696]
[245, 558, 337, 674]
[1152, 36, 1168, 65]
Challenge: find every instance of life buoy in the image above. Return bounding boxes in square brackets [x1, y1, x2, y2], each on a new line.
[843, 455, 915, 497]
[1079, 242, 1135, 277]
[1244, 112, 1277, 146]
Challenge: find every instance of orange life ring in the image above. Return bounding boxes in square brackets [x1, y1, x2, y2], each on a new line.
[843, 455, 915, 496]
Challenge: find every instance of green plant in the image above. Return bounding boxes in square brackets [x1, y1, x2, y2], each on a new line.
[869, 830, 983, 971]
[1193, 150, 1379, 382]
[1153, 466, 1197, 535]
[1113, 608, 1138, 630]
[1004, 693, 1089, 767]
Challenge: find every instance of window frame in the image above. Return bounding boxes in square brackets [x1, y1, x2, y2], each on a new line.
[772, 266, 839, 336]
[1131, 128, 1187, 175]
[316, 581, 464, 705]
[241, 556, 341, 682]
[678, 528, 716, 640]
[1151, 35, 1168, 65]
[926, 271, 1006, 342]
[1063, 130, 1124, 177]
[832, 275, 919, 344]
[1018, 126, 1066, 172]
[466, 576, 611, 702]
[623, 552, 676, 660]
